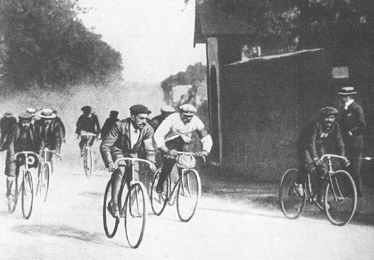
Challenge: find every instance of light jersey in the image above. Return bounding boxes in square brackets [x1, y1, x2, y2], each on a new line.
[154, 113, 205, 149]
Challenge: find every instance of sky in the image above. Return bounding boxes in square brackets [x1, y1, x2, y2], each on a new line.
[78, 0, 206, 83]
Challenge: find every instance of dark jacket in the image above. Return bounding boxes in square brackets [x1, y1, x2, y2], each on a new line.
[100, 118, 155, 167]
[298, 119, 345, 161]
[55, 116, 66, 138]
[340, 102, 366, 151]
[34, 120, 62, 153]
[76, 113, 100, 136]
[0, 116, 17, 148]
[101, 117, 119, 139]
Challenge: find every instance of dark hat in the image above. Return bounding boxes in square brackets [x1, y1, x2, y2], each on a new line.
[4, 111, 13, 117]
[179, 104, 197, 116]
[130, 105, 151, 116]
[338, 86, 357, 95]
[319, 107, 338, 116]
[110, 110, 119, 116]
[81, 105, 92, 112]
[18, 113, 33, 121]
[36, 108, 56, 119]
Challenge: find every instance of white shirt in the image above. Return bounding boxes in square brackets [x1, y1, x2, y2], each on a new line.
[130, 123, 140, 149]
[154, 113, 206, 148]
[344, 99, 354, 110]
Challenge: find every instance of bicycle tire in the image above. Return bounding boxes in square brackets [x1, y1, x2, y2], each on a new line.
[150, 169, 168, 216]
[40, 163, 50, 202]
[325, 170, 357, 226]
[8, 172, 20, 213]
[279, 168, 306, 219]
[176, 169, 201, 222]
[124, 182, 147, 248]
[84, 148, 93, 178]
[103, 180, 119, 238]
[22, 171, 34, 219]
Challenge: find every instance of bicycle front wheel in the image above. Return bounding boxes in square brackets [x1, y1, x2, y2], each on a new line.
[150, 169, 168, 216]
[84, 148, 93, 178]
[124, 182, 147, 248]
[279, 168, 306, 219]
[39, 163, 50, 202]
[22, 171, 34, 219]
[325, 170, 357, 226]
[103, 180, 119, 238]
[176, 169, 201, 222]
[8, 173, 20, 213]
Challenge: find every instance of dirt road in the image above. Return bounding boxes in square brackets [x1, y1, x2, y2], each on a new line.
[0, 153, 373, 260]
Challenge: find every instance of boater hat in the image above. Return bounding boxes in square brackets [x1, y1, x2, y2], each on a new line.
[37, 108, 56, 119]
[338, 86, 357, 95]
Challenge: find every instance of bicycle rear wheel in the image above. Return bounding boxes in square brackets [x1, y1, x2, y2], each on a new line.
[124, 182, 147, 248]
[22, 171, 34, 219]
[84, 148, 93, 178]
[150, 169, 168, 216]
[103, 180, 119, 238]
[279, 168, 306, 219]
[8, 174, 20, 213]
[176, 169, 201, 222]
[39, 163, 50, 202]
[325, 170, 357, 226]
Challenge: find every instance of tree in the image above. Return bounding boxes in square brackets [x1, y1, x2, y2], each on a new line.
[0, 0, 122, 90]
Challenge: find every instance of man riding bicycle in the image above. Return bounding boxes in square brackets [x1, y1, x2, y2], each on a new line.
[1, 113, 39, 203]
[153, 104, 212, 193]
[76, 106, 100, 156]
[295, 107, 345, 204]
[100, 104, 156, 218]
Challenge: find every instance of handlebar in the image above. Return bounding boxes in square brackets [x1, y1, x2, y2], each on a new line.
[42, 148, 61, 161]
[320, 154, 350, 166]
[166, 151, 206, 163]
[114, 157, 155, 168]
[80, 133, 97, 137]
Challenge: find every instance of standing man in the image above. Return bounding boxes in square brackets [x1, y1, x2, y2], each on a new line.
[0, 112, 17, 150]
[100, 104, 156, 218]
[295, 107, 345, 205]
[151, 105, 176, 130]
[101, 110, 119, 139]
[76, 106, 100, 156]
[153, 104, 212, 193]
[338, 86, 366, 197]
[2, 113, 39, 202]
[35, 108, 62, 160]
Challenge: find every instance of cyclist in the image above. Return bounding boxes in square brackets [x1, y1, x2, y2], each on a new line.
[52, 109, 66, 143]
[35, 108, 62, 160]
[153, 104, 212, 193]
[100, 104, 156, 218]
[0, 112, 17, 150]
[1, 113, 39, 203]
[75, 106, 100, 156]
[100, 110, 119, 139]
[295, 107, 345, 204]
[151, 105, 176, 130]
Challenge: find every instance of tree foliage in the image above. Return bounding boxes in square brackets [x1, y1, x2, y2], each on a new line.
[0, 0, 122, 90]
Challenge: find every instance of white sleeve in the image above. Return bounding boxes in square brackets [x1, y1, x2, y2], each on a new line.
[153, 118, 171, 149]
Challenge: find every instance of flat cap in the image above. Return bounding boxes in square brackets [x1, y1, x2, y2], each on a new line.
[81, 105, 92, 111]
[19, 113, 34, 120]
[130, 104, 151, 115]
[179, 104, 197, 116]
[110, 110, 119, 116]
[319, 107, 338, 116]
[4, 111, 13, 117]
[160, 105, 176, 113]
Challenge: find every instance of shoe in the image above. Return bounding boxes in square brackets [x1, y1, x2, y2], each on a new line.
[294, 183, 304, 197]
[107, 201, 119, 219]
[156, 184, 163, 194]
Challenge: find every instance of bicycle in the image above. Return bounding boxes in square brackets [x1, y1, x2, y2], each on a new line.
[36, 148, 61, 202]
[80, 132, 96, 178]
[103, 157, 152, 248]
[8, 151, 39, 219]
[150, 151, 203, 222]
[279, 154, 357, 226]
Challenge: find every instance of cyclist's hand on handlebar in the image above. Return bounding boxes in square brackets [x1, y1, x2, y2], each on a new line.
[149, 162, 157, 172]
[196, 151, 208, 157]
[313, 158, 323, 166]
[108, 162, 117, 172]
[168, 149, 178, 157]
[10, 155, 16, 162]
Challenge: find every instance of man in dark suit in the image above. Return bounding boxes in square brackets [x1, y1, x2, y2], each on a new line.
[0, 112, 17, 150]
[338, 86, 366, 197]
[100, 104, 156, 218]
[101, 110, 119, 139]
[295, 107, 345, 205]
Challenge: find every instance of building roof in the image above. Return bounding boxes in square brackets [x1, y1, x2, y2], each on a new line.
[194, 0, 255, 46]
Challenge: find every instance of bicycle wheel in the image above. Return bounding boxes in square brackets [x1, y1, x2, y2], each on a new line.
[39, 163, 50, 202]
[8, 173, 20, 213]
[22, 171, 34, 219]
[103, 180, 119, 238]
[84, 148, 93, 178]
[325, 170, 357, 226]
[150, 169, 168, 216]
[176, 169, 201, 222]
[279, 168, 306, 219]
[124, 182, 147, 248]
